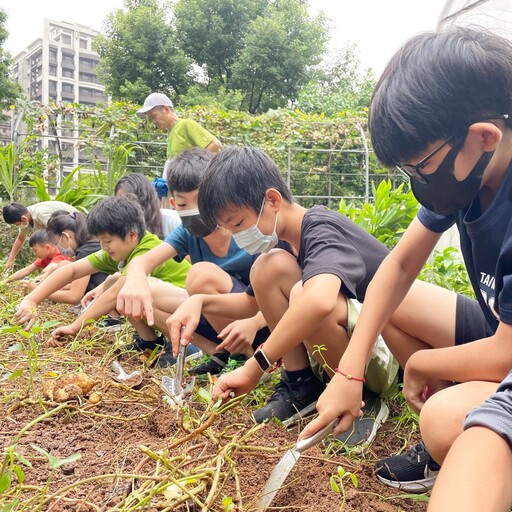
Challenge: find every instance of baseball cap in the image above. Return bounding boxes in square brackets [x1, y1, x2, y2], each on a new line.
[136, 93, 174, 117]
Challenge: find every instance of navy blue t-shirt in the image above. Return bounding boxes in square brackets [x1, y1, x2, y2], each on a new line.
[417, 163, 512, 332]
[164, 224, 257, 285]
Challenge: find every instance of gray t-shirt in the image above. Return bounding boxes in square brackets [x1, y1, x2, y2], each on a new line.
[20, 201, 77, 235]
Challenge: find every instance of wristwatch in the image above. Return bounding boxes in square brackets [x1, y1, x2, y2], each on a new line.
[253, 347, 271, 372]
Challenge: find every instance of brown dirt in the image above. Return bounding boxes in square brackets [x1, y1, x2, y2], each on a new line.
[0, 286, 428, 511]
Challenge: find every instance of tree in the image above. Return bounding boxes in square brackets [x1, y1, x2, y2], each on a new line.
[297, 43, 376, 115]
[0, 9, 22, 119]
[232, 0, 328, 113]
[94, 0, 192, 103]
[174, 0, 267, 87]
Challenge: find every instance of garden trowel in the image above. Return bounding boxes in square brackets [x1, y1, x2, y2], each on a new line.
[161, 342, 196, 405]
[258, 418, 338, 510]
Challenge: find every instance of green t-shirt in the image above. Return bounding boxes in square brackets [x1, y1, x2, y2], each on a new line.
[87, 231, 190, 288]
[167, 118, 215, 158]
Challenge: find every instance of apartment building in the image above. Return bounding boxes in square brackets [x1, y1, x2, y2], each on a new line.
[8, 19, 107, 172]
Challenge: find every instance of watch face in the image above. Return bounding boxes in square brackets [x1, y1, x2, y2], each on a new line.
[254, 349, 270, 372]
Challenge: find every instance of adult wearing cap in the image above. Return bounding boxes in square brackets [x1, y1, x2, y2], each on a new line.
[137, 92, 222, 180]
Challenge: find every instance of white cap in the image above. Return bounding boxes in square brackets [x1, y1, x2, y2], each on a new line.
[136, 93, 174, 117]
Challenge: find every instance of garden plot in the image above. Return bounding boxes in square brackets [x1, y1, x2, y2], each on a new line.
[0, 284, 428, 511]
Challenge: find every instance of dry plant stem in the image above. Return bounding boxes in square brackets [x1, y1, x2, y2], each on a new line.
[202, 451, 224, 511]
[46, 495, 101, 512]
[69, 406, 152, 422]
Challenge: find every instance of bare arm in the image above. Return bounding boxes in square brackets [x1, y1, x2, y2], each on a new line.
[117, 243, 178, 324]
[8, 263, 38, 281]
[206, 137, 222, 152]
[47, 275, 91, 304]
[16, 259, 95, 327]
[6, 233, 27, 268]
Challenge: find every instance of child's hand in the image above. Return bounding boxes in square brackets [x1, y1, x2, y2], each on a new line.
[81, 288, 99, 308]
[16, 299, 38, 329]
[116, 278, 153, 324]
[20, 280, 37, 293]
[167, 296, 203, 356]
[50, 325, 78, 343]
[216, 319, 257, 355]
[212, 357, 262, 402]
[298, 373, 364, 441]
[43, 337, 64, 348]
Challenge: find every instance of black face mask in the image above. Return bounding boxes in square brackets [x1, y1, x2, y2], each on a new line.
[411, 144, 494, 215]
[177, 208, 214, 238]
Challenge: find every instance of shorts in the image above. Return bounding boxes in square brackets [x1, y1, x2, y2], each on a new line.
[195, 276, 270, 350]
[455, 294, 494, 345]
[464, 369, 512, 446]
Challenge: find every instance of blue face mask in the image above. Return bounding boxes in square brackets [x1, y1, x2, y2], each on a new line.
[232, 199, 279, 255]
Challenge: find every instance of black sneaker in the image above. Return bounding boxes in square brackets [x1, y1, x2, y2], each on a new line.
[375, 442, 440, 492]
[336, 388, 389, 450]
[189, 353, 229, 375]
[125, 334, 166, 352]
[252, 371, 325, 424]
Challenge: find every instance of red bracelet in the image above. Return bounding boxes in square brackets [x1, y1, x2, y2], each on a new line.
[335, 368, 365, 382]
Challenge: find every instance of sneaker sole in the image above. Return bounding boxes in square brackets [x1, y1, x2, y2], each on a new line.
[339, 401, 390, 453]
[376, 473, 437, 492]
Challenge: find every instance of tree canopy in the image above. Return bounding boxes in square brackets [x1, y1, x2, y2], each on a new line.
[96, 0, 328, 113]
[0, 9, 22, 119]
[94, 0, 192, 104]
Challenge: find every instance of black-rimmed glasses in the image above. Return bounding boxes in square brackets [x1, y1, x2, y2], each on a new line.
[397, 137, 454, 185]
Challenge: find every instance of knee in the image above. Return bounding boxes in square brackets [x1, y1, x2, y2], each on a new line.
[420, 392, 460, 464]
[251, 249, 300, 293]
[186, 262, 226, 294]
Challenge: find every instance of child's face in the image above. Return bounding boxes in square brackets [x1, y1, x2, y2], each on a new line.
[217, 201, 276, 236]
[171, 190, 199, 212]
[97, 232, 138, 262]
[32, 243, 54, 259]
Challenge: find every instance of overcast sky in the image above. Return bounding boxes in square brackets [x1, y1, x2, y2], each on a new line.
[3, 0, 447, 77]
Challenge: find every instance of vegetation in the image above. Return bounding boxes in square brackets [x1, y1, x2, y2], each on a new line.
[95, 0, 328, 113]
[0, 8, 21, 119]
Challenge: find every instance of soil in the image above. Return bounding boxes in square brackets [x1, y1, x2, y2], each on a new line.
[0, 286, 428, 511]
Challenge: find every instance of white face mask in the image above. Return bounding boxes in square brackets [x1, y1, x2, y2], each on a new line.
[232, 199, 279, 255]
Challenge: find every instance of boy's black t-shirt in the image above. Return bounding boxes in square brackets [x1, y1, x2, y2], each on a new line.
[417, 163, 512, 332]
[75, 240, 108, 294]
[298, 206, 390, 301]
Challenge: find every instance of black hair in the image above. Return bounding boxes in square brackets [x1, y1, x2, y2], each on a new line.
[198, 146, 294, 229]
[87, 196, 146, 239]
[47, 211, 96, 248]
[29, 229, 53, 247]
[166, 148, 213, 193]
[3, 202, 28, 224]
[114, 173, 164, 239]
[369, 27, 512, 167]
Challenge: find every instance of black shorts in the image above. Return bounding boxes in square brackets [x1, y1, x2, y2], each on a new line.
[455, 294, 494, 346]
[195, 276, 269, 350]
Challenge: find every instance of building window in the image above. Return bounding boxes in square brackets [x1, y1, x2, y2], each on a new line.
[62, 83, 74, 93]
[62, 34, 72, 45]
[62, 69, 74, 78]
[79, 38, 88, 50]
[49, 65, 57, 77]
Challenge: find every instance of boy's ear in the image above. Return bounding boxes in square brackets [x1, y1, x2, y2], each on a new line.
[467, 121, 503, 152]
[264, 188, 282, 210]
[169, 196, 176, 209]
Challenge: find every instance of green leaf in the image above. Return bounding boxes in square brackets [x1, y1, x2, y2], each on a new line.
[14, 450, 32, 468]
[30, 444, 81, 469]
[4, 368, 24, 381]
[329, 476, 340, 493]
[398, 493, 430, 502]
[0, 499, 20, 512]
[7, 343, 23, 353]
[349, 472, 358, 488]
[0, 470, 12, 494]
[197, 387, 211, 403]
[13, 465, 24, 484]
[41, 320, 62, 329]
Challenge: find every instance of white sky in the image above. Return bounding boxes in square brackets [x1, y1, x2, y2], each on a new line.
[3, 0, 447, 77]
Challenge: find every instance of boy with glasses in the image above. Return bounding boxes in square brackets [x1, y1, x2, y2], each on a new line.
[301, 27, 512, 503]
